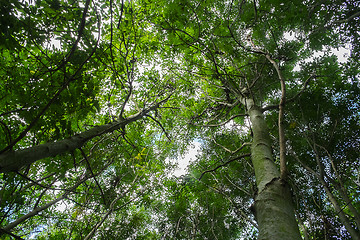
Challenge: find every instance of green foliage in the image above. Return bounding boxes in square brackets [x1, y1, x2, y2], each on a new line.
[0, 0, 359, 239]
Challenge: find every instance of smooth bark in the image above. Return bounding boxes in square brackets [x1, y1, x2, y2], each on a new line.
[265, 55, 287, 179]
[246, 98, 301, 240]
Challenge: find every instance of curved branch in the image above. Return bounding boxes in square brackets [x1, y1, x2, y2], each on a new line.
[146, 114, 171, 141]
[291, 152, 360, 239]
[262, 73, 315, 112]
[17, 173, 56, 192]
[287, 74, 316, 102]
[2, 172, 90, 232]
[52, 0, 92, 72]
[198, 175, 258, 228]
[265, 54, 287, 179]
[80, 148, 107, 205]
[209, 140, 251, 154]
[83, 171, 143, 240]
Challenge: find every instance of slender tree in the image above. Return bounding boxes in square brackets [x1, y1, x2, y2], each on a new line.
[139, 0, 360, 238]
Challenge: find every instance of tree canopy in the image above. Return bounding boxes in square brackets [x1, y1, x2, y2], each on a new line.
[0, 0, 359, 239]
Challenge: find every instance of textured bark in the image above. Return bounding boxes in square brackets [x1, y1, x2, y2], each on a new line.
[0, 122, 120, 172]
[0, 102, 162, 172]
[246, 98, 301, 239]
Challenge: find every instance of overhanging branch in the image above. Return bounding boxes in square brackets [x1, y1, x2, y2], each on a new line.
[0, 9, 102, 155]
[0, 98, 169, 173]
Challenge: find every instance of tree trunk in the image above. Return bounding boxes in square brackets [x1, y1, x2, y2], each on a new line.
[321, 179, 360, 239]
[246, 98, 302, 240]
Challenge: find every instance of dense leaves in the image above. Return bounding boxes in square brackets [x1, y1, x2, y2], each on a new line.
[0, 0, 359, 239]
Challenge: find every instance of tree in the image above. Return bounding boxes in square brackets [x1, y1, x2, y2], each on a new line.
[0, 1, 174, 238]
[138, 0, 359, 238]
[0, 0, 359, 239]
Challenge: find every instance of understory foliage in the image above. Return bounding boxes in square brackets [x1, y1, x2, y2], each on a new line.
[0, 0, 359, 239]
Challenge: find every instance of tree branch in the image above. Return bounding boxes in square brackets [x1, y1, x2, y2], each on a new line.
[209, 140, 251, 154]
[80, 148, 107, 206]
[287, 74, 316, 102]
[265, 54, 287, 179]
[146, 114, 171, 141]
[0, 228, 24, 239]
[0, 97, 169, 172]
[192, 113, 247, 127]
[2, 172, 89, 232]
[18, 173, 56, 192]
[83, 172, 142, 240]
[0, 13, 101, 155]
[262, 74, 316, 112]
[198, 153, 251, 180]
[198, 175, 258, 228]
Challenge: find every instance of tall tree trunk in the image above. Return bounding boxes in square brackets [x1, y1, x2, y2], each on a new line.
[246, 98, 301, 240]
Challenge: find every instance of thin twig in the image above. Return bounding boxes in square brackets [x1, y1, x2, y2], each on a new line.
[192, 114, 247, 127]
[209, 140, 251, 154]
[262, 74, 316, 112]
[80, 148, 107, 205]
[146, 114, 171, 141]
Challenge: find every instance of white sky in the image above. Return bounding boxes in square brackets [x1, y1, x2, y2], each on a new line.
[283, 32, 351, 71]
[173, 141, 202, 177]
